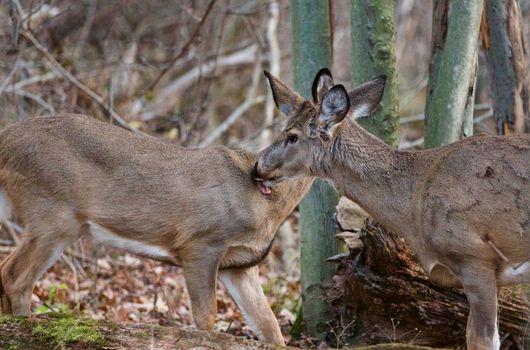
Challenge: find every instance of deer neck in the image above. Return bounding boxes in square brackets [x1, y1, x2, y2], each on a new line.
[326, 121, 416, 233]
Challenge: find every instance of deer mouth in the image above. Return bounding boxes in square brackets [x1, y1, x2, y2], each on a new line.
[252, 162, 284, 195]
[255, 177, 286, 195]
[256, 180, 272, 195]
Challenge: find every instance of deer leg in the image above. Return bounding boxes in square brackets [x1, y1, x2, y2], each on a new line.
[0, 204, 80, 316]
[460, 264, 500, 350]
[1, 232, 75, 315]
[218, 266, 284, 345]
[182, 252, 221, 331]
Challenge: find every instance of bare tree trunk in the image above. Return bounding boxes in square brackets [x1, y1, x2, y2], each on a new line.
[424, 0, 483, 148]
[289, 0, 339, 340]
[350, 0, 399, 147]
[481, 0, 530, 134]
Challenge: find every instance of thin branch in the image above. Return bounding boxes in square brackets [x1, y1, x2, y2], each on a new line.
[139, 44, 261, 121]
[198, 95, 266, 148]
[259, 0, 280, 149]
[0, 59, 20, 97]
[401, 103, 492, 124]
[7, 0, 20, 48]
[146, 0, 217, 92]
[199, 50, 263, 147]
[21, 30, 151, 137]
[7, 71, 58, 91]
[13, 89, 56, 114]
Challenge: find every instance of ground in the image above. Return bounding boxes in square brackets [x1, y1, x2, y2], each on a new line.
[0, 314, 442, 350]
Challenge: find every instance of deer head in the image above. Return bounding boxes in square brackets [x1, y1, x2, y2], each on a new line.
[254, 69, 386, 191]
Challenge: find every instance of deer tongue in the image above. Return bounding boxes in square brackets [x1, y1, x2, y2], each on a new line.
[256, 180, 272, 195]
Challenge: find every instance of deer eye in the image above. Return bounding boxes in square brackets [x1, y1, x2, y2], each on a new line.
[286, 134, 298, 145]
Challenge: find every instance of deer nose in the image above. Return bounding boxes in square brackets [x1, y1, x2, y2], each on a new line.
[252, 161, 261, 180]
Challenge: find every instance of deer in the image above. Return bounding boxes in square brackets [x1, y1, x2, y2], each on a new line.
[254, 68, 530, 350]
[0, 113, 313, 345]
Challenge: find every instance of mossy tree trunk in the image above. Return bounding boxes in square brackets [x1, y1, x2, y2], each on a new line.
[424, 0, 483, 148]
[481, 0, 530, 134]
[350, 0, 399, 147]
[289, 0, 339, 340]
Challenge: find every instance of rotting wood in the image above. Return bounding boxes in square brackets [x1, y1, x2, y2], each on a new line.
[325, 198, 530, 349]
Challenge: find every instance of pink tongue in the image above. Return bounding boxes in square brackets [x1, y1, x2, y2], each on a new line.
[256, 180, 271, 195]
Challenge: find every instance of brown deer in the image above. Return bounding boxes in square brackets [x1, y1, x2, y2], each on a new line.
[254, 69, 530, 350]
[0, 113, 313, 345]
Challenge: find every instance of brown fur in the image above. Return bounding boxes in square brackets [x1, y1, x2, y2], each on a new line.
[0, 113, 312, 345]
[256, 70, 530, 350]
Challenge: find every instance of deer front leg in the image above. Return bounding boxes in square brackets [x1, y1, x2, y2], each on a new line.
[460, 264, 500, 350]
[182, 252, 221, 331]
[218, 266, 285, 345]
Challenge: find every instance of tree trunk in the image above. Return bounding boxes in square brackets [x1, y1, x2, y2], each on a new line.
[350, 0, 399, 147]
[325, 199, 530, 349]
[424, 0, 483, 148]
[481, 0, 530, 134]
[289, 0, 339, 340]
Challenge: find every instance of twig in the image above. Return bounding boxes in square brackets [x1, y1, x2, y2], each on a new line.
[12, 89, 56, 114]
[198, 57, 264, 147]
[21, 30, 151, 137]
[146, 0, 217, 92]
[259, 0, 280, 149]
[60, 254, 79, 309]
[401, 103, 492, 124]
[399, 137, 424, 150]
[74, 1, 97, 59]
[5, 71, 58, 91]
[140, 44, 261, 121]
[7, 0, 20, 48]
[198, 96, 266, 147]
[0, 59, 20, 97]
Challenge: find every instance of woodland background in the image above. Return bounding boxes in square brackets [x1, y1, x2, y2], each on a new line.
[0, 0, 529, 349]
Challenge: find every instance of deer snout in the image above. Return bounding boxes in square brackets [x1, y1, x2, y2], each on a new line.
[252, 161, 262, 180]
[254, 157, 276, 180]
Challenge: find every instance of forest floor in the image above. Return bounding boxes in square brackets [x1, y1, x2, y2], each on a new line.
[0, 245, 440, 350]
[0, 313, 440, 350]
[0, 218, 309, 347]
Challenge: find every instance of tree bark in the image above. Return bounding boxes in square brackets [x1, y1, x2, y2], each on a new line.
[325, 199, 530, 349]
[289, 0, 339, 339]
[481, 0, 530, 134]
[424, 0, 483, 148]
[350, 0, 399, 147]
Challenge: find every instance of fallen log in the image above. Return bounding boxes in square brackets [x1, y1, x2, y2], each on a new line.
[325, 198, 530, 349]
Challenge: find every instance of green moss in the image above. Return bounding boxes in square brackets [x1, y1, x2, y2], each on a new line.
[0, 315, 34, 328]
[136, 330, 150, 339]
[31, 317, 105, 349]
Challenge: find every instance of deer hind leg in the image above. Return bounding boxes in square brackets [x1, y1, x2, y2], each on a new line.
[460, 263, 500, 350]
[219, 266, 284, 345]
[0, 205, 81, 315]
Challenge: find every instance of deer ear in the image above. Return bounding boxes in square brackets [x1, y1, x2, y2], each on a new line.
[264, 71, 304, 116]
[312, 68, 334, 104]
[348, 75, 386, 119]
[317, 84, 350, 137]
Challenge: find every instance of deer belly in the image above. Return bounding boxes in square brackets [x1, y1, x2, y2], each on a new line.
[88, 221, 174, 262]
